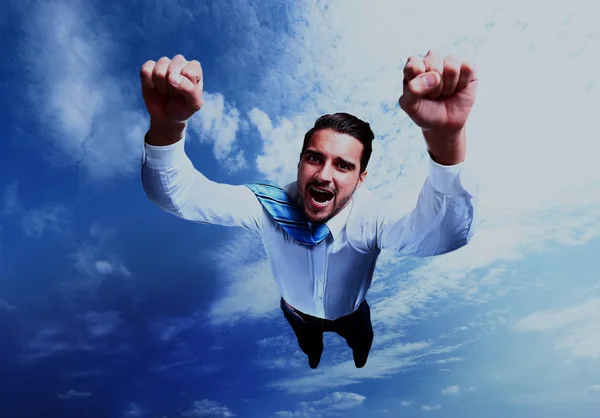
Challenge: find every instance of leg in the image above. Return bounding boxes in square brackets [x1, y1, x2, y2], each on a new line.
[333, 299, 374, 368]
[280, 298, 324, 369]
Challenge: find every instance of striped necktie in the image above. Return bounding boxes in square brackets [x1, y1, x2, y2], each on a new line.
[244, 180, 331, 247]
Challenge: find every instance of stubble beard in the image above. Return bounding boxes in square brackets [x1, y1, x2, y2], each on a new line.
[300, 191, 353, 225]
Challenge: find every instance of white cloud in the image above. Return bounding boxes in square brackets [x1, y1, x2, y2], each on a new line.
[435, 357, 464, 364]
[266, 340, 425, 394]
[95, 260, 115, 275]
[585, 385, 600, 394]
[514, 298, 600, 333]
[306, 392, 366, 410]
[1, 182, 20, 216]
[514, 297, 600, 359]
[275, 392, 365, 417]
[181, 399, 235, 417]
[20, 0, 147, 180]
[400, 401, 412, 406]
[83, 311, 122, 337]
[60, 389, 92, 399]
[66, 389, 92, 398]
[508, 387, 600, 406]
[17, 0, 294, 181]
[18, 318, 130, 365]
[207, 257, 279, 325]
[422, 405, 441, 411]
[18, 326, 71, 363]
[55, 226, 135, 309]
[72, 244, 131, 279]
[94, 260, 131, 276]
[0, 299, 17, 311]
[257, 335, 291, 349]
[248, 108, 311, 185]
[442, 385, 460, 396]
[266, 337, 478, 394]
[123, 402, 146, 417]
[255, 334, 307, 371]
[189, 92, 246, 172]
[1, 182, 70, 238]
[149, 315, 199, 343]
[203, 230, 280, 326]
[21, 205, 70, 238]
[88, 222, 117, 243]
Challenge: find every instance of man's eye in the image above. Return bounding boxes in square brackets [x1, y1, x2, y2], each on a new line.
[338, 163, 350, 170]
[307, 155, 319, 162]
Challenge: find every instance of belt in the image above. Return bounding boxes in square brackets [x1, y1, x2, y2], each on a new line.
[282, 298, 331, 324]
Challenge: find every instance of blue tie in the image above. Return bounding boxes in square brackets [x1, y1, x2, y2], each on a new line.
[244, 180, 331, 247]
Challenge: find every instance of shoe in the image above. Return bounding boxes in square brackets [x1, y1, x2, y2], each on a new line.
[308, 352, 322, 369]
[353, 350, 368, 368]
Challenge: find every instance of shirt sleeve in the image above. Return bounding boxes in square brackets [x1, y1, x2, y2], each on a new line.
[375, 156, 479, 256]
[140, 136, 267, 234]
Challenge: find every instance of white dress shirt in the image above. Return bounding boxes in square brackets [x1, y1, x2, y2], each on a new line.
[141, 136, 478, 320]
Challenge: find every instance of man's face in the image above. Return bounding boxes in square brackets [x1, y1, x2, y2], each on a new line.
[297, 128, 368, 224]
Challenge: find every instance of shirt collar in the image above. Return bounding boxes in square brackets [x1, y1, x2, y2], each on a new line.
[323, 198, 353, 239]
[284, 181, 354, 240]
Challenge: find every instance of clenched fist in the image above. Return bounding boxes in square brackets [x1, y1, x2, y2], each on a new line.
[140, 54, 204, 124]
[399, 50, 477, 134]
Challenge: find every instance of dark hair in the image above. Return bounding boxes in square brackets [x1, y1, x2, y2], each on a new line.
[300, 112, 374, 173]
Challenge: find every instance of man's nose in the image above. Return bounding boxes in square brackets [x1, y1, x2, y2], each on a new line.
[315, 163, 334, 182]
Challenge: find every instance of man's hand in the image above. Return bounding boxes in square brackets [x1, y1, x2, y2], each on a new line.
[140, 54, 204, 146]
[399, 50, 477, 165]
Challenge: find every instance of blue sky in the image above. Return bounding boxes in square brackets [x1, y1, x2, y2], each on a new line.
[1, 0, 600, 417]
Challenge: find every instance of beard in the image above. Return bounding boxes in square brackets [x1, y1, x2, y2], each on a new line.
[299, 184, 354, 224]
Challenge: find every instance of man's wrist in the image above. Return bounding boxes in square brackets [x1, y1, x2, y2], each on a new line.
[423, 126, 467, 166]
[145, 118, 188, 147]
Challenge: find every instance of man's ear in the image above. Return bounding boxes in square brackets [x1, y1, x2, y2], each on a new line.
[357, 170, 368, 188]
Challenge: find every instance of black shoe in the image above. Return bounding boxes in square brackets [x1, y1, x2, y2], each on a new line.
[308, 352, 322, 369]
[353, 350, 368, 368]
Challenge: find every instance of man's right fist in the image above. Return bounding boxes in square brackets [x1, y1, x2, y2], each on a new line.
[140, 54, 204, 124]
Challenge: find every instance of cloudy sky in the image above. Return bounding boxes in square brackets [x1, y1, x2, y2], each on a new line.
[1, 0, 599, 416]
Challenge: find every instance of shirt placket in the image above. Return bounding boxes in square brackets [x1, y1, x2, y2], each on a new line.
[312, 243, 328, 318]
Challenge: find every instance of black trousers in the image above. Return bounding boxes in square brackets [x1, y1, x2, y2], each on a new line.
[280, 297, 374, 368]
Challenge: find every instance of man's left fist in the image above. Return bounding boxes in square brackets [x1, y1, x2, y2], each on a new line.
[399, 50, 478, 133]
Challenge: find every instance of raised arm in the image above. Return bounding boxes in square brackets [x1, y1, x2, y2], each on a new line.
[370, 156, 477, 256]
[139, 54, 266, 233]
[376, 50, 479, 255]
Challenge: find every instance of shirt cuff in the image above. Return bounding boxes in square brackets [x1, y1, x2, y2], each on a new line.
[142, 136, 187, 169]
[427, 156, 476, 197]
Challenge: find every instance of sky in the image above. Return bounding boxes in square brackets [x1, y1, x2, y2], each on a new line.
[1, 0, 600, 416]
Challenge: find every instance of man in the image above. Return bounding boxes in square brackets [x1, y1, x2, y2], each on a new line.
[139, 50, 478, 369]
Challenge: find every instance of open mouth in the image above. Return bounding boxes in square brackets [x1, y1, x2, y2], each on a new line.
[308, 186, 334, 206]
